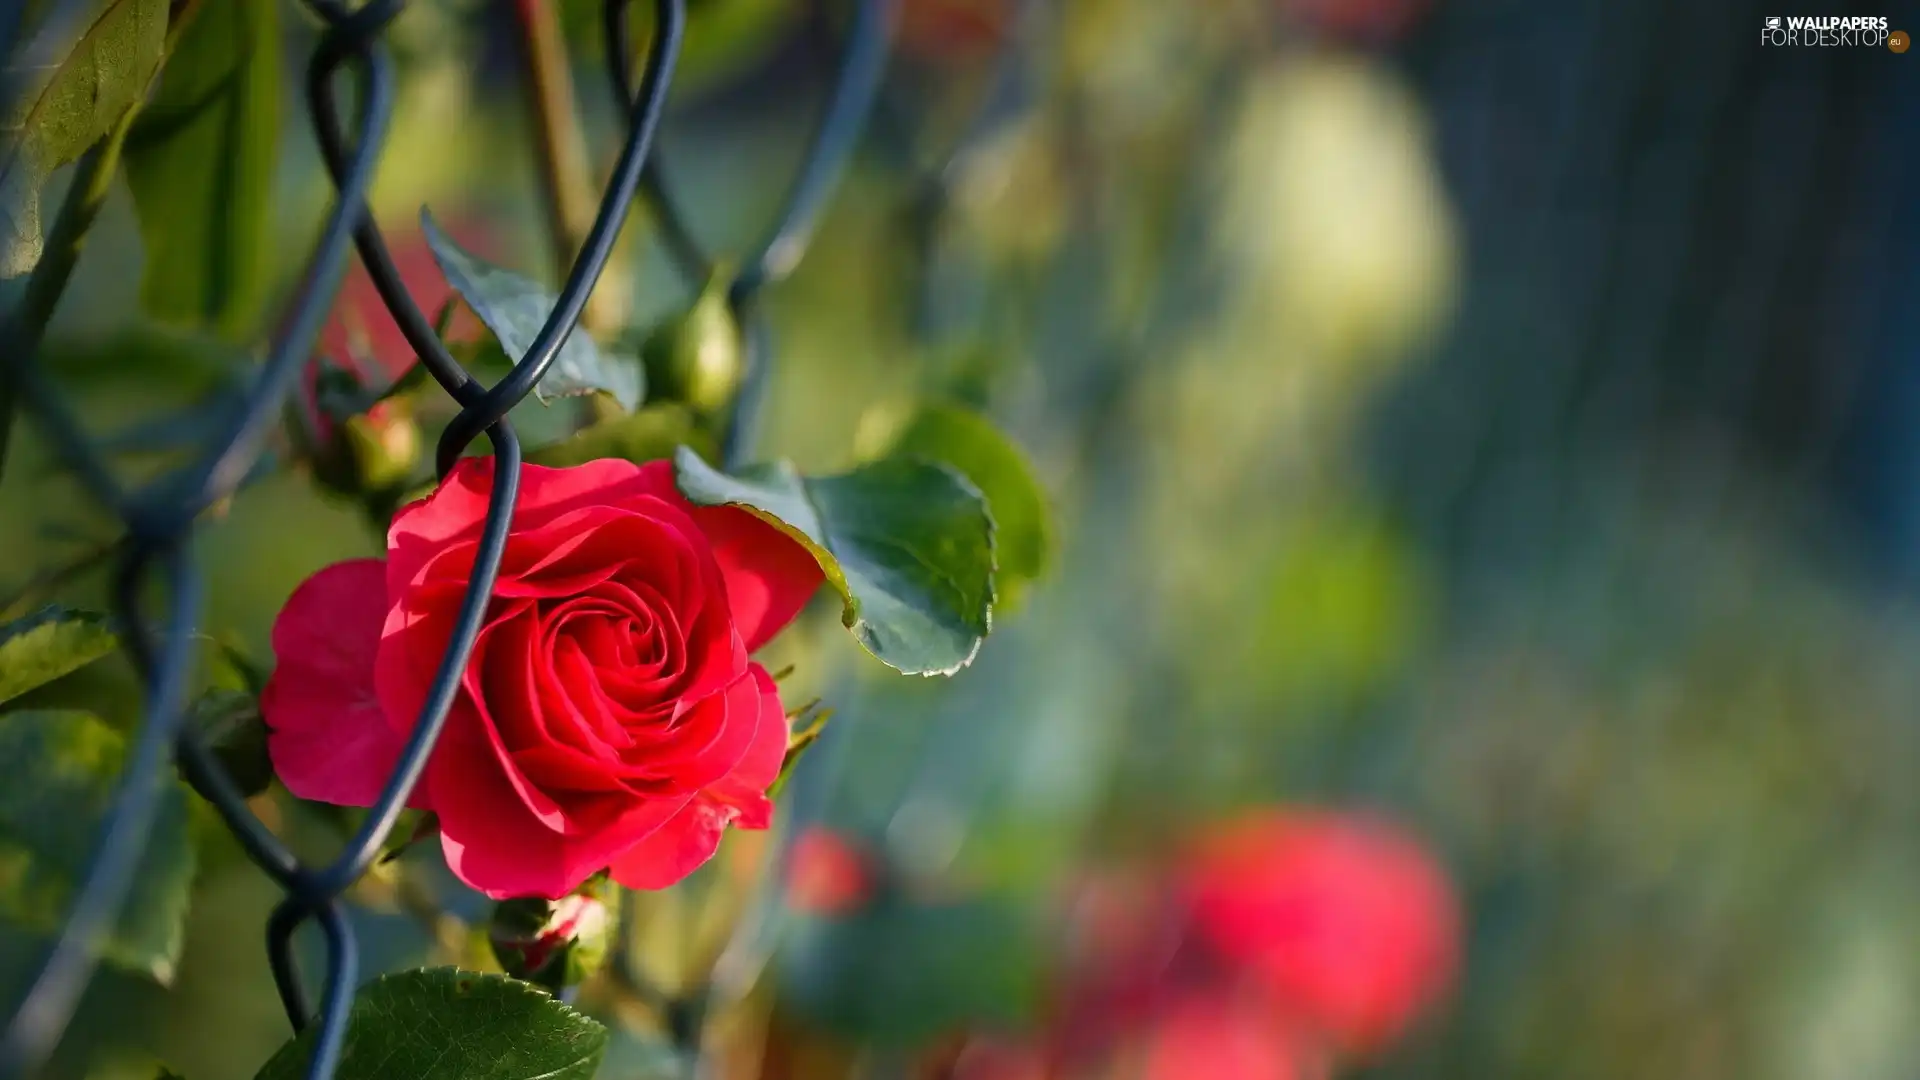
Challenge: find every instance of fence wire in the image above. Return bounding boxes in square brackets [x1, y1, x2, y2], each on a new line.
[0, 0, 895, 1076]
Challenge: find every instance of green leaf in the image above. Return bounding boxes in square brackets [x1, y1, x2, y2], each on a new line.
[35, 324, 240, 388]
[0, 710, 196, 984]
[123, 0, 281, 333]
[253, 968, 609, 1080]
[185, 688, 271, 799]
[674, 447, 995, 676]
[0, 605, 117, 704]
[857, 403, 1053, 605]
[420, 210, 643, 411]
[779, 895, 1041, 1045]
[1, 0, 171, 277]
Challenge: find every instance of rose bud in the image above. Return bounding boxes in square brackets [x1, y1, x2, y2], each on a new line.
[488, 887, 616, 991]
[302, 357, 422, 499]
[261, 458, 824, 899]
[786, 828, 876, 915]
[311, 403, 421, 498]
[639, 271, 743, 417]
[1179, 810, 1460, 1058]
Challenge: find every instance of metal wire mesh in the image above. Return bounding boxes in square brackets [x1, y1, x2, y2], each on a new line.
[0, 0, 895, 1076]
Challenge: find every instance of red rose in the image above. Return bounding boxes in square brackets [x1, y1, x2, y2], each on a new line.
[1180, 811, 1459, 1057]
[262, 456, 823, 898]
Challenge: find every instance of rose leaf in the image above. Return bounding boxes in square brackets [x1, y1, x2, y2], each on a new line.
[854, 401, 1052, 609]
[252, 968, 609, 1080]
[2, 0, 171, 277]
[0, 709, 197, 997]
[674, 446, 995, 677]
[124, 0, 282, 333]
[420, 209, 644, 412]
[0, 604, 117, 705]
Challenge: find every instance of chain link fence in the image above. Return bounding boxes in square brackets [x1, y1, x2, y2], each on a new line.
[0, 0, 898, 1076]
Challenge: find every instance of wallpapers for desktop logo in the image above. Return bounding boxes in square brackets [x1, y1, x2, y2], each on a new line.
[1761, 15, 1898, 47]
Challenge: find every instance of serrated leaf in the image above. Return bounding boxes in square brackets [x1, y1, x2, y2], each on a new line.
[0, 604, 117, 704]
[858, 402, 1053, 605]
[778, 895, 1040, 1045]
[252, 968, 609, 1080]
[124, 0, 281, 333]
[1, 0, 170, 277]
[675, 447, 995, 676]
[420, 210, 643, 410]
[0, 710, 196, 985]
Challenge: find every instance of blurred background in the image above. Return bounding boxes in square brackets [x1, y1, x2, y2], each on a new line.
[7, 0, 1920, 1076]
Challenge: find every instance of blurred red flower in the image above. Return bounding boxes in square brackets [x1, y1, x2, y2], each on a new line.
[786, 827, 877, 915]
[316, 221, 493, 380]
[1138, 991, 1319, 1080]
[1180, 810, 1460, 1057]
[1281, 0, 1434, 41]
[897, 0, 1012, 64]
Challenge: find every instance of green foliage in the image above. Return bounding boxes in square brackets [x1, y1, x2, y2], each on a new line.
[185, 688, 271, 799]
[674, 447, 995, 676]
[0, 710, 196, 986]
[252, 968, 609, 1080]
[858, 402, 1053, 605]
[526, 403, 709, 468]
[0, 605, 117, 704]
[421, 210, 643, 411]
[123, 0, 280, 334]
[638, 270, 742, 416]
[36, 324, 237, 388]
[0, 0, 170, 277]
[779, 894, 1041, 1045]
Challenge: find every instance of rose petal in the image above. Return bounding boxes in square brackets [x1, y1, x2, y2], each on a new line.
[616, 667, 766, 793]
[461, 606, 573, 831]
[375, 543, 472, 736]
[607, 800, 739, 891]
[389, 458, 682, 591]
[263, 559, 426, 809]
[608, 665, 789, 891]
[692, 504, 823, 652]
[705, 663, 789, 826]
[433, 716, 697, 898]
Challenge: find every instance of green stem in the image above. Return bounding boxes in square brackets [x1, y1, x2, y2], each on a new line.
[512, 0, 628, 336]
[0, 104, 143, 487]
